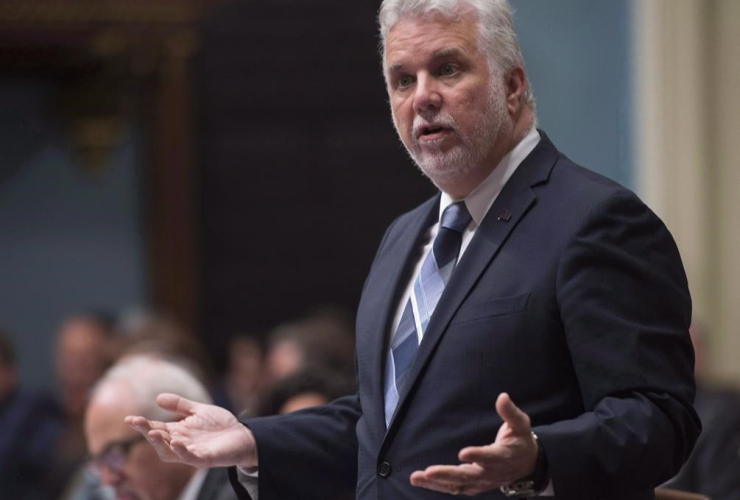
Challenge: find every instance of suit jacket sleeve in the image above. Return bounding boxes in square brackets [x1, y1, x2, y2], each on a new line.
[233, 394, 361, 500]
[226, 217, 403, 500]
[535, 192, 701, 499]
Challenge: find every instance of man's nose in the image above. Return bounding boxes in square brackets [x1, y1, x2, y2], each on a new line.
[413, 74, 442, 114]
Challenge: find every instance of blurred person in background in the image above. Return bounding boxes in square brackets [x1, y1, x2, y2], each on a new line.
[261, 322, 303, 386]
[50, 312, 119, 499]
[262, 307, 355, 390]
[687, 321, 739, 426]
[62, 310, 217, 500]
[55, 312, 118, 420]
[0, 328, 63, 500]
[254, 368, 357, 500]
[664, 398, 740, 500]
[211, 333, 264, 417]
[662, 322, 740, 499]
[114, 309, 212, 386]
[257, 368, 357, 417]
[84, 355, 234, 500]
[299, 306, 355, 376]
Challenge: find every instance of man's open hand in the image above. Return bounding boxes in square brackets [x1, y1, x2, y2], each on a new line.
[410, 393, 538, 496]
[125, 393, 258, 470]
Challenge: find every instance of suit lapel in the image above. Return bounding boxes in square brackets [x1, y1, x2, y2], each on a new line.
[384, 132, 559, 434]
[357, 195, 440, 438]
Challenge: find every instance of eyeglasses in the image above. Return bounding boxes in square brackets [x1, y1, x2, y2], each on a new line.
[88, 434, 147, 474]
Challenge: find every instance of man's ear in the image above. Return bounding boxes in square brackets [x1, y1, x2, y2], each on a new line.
[506, 67, 527, 116]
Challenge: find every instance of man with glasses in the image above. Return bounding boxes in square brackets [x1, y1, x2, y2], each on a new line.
[84, 355, 233, 500]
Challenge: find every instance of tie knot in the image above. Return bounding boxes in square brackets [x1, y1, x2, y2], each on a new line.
[440, 202, 472, 234]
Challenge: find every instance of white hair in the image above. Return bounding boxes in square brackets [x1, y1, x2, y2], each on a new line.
[92, 355, 212, 422]
[378, 0, 534, 107]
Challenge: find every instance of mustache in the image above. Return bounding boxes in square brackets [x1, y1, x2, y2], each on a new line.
[412, 113, 458, 140]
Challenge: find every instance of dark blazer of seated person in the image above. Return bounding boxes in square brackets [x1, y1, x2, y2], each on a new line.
[664, 392, 740, 500]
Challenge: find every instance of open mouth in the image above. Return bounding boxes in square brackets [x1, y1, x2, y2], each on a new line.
[417, 125, 452, 140]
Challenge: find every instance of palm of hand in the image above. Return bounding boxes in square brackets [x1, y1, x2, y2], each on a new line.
[166, 405, 247, 468]
[487, 420, 535, 482]
[127, 394, 256, 470]
[409, 393, 537, 496]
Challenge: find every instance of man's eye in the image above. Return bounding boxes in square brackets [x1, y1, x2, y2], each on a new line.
[441, 64, 456, 76]
[398, 75, 413, 88]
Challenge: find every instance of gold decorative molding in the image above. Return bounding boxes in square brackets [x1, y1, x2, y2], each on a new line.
[70, 117, 126, 177]
[163, 29, 198, 59]
[0, 0, 217, 329]
[0, 1, 208, 176]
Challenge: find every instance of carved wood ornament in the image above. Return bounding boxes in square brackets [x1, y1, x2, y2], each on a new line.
[0, 0, 226, 330]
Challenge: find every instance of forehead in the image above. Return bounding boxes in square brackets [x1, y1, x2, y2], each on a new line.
[384, 12, 482, 70]
[85, 383, 138, 453]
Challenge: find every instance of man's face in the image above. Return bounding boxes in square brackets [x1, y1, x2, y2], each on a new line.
[55, 318, 110, 417]
[85, 384, 193, 500]
[384, 12, 513, 197]
[0, 362, 16, 402]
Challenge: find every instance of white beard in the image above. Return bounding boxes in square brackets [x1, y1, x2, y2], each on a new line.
[393, 73, 513, 189]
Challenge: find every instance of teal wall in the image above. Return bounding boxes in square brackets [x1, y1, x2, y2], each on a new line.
[511, 0, 633, 188]
[0, 77, 147, 391]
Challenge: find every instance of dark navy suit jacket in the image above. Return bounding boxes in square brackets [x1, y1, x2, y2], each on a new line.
[233, 132, 700, 500]
[0, 389, 63, 500]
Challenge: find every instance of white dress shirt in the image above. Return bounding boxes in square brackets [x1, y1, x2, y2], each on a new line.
[388, 127, 540, 338]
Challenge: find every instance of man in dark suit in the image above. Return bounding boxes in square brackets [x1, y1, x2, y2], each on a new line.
[127, 1, 700, 499]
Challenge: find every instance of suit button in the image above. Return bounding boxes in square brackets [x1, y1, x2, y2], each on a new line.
[377, 461, 392, 478]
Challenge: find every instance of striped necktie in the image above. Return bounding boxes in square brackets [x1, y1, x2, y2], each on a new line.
[384, 201, 472, 426]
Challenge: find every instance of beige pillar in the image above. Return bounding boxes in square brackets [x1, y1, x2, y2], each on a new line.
[711, 0, 740, 381]
[634, 0, 740, 382]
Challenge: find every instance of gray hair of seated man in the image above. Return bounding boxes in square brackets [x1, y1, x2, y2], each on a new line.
[92, 354, 212, 422]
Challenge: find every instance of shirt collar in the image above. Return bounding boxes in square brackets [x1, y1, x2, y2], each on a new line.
[176, 468, 208, 500]
[439, 127, 541, 226]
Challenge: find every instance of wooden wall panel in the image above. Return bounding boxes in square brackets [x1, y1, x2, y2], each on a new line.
[196, 0, 437, 358]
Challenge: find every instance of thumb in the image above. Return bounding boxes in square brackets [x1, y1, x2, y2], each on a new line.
[496, 393, 531, 435]
[156, 393, 197, 416]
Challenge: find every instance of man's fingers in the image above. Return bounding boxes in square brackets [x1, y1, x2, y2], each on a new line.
[148, 429, 171, 445]
[125, 415, 149, 431]
[411, 466, 488, 496]
[409, 471, 446, 492]
[410, 471, 465, 495]
[423, 464, 482, 483]
[146, 430, 178, 461]
[126, 415, 169, 433]
[156, 393, 198, 416]
[143, 428, 206, 468]
[171, 440, 197, 462]
[459, 445, 502, 464]
[495, 393, 530, 434]
[171, 440, 210, 468]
